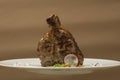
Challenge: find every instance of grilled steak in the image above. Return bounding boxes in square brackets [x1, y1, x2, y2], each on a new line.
[37, 14, 84, 67]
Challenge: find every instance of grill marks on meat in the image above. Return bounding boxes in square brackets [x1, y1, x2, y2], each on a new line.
[37, 14, 84, 67]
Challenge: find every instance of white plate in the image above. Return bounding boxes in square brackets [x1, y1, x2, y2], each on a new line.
[0, 58, 120, 75]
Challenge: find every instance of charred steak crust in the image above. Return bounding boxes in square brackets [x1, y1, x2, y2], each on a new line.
[37, 14, 84, 67]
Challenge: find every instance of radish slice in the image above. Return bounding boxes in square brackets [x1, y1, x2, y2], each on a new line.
[64, 54, 78, 67]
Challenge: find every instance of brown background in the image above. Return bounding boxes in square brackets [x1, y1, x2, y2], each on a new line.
[0, 0, 120, 80]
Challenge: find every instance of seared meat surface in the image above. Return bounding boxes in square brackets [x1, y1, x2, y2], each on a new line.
[37, 14, 84, 67]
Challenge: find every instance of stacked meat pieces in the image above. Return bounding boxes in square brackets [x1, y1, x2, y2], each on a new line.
[37, 14, 84, 67]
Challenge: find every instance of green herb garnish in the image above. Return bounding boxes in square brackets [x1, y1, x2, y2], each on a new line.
[53, 63, 72, 67]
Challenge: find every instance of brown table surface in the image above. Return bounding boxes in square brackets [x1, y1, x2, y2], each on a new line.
[0, 0, 120, 80]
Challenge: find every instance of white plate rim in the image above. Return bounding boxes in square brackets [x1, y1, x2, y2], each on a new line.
[0, 58, 120, 69]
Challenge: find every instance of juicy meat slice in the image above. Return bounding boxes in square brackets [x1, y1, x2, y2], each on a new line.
[37, 14, 84, 67]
